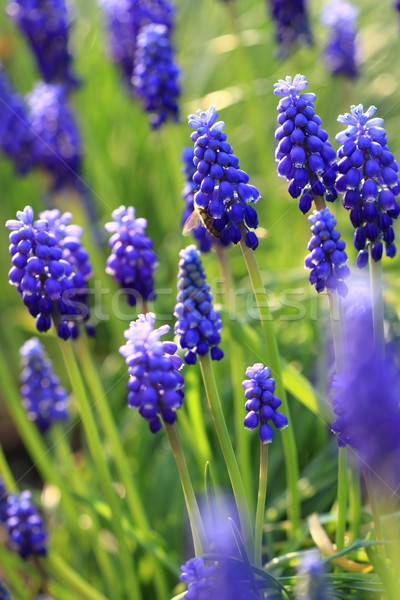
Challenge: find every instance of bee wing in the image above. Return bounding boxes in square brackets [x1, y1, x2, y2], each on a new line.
[183, 210, 203, 235]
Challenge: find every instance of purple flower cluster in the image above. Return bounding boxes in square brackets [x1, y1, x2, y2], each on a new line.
[27, 82, 83, 191]
[0, 581, 9, 600]
[182, 147, 214, 253]
[242, 363, 288, 443]
[188, 106, 260, 249]
[296, 551, 331, 600]
[274, 75, 338, 214]
[5, 490, 47, 559]
[321, 1, 359, 79]
[174, 245, 223, 364]
[6, 206, 93, 340]
[267, 0, 313, 58]
[120, 313, 184, 433]
[133, 23, 180, 128]
[180, 557, 216, 599]
[6, 0, 79, 86]
[305, 208, 350, 296]
[105, 206, 158, 307]
[336, 104, 400, 267]
[20, 337, 69, 433]
[0, 66, 33, 174]
[100, 0, 174, 90]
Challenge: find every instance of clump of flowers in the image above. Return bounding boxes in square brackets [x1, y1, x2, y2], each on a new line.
[188, 106, 260, 249]
[6, 0, 79, 86]
[105, 205, 158, 307]
[6, 206, 93, 340]
[174, 245, 223, 364]
[242, 363, 288, 443]
[120, 313, 184, 433]
[6, 491, 47, 559]
[0, 65, 33, 173]
[274, 75, 338, 213]
[181, 146, 214, 253]
[305, 208, 350, 296]
[321, 1, 359, 79]
[132, 23, 180, 128]
[295, 551, 331, 600]
[100, 0, 175, 91]
[267, 0, 313, 58]
[336, 104, 400, 266]
[27, 82, 83, 191]
[20, 337, 69, 433]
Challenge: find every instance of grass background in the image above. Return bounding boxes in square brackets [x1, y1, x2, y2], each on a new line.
[0, 0, 399, 597]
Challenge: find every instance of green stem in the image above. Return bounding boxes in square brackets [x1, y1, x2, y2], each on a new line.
[57, 338, 141, 599]
[254, 443, 268, 568]
[239, 238, 300, 538]
[369, 247, 385, 353]
[216, 244, 254, 513]
[336, 448, 348, 552]
[199, 353, 254, 557]
[0, 442, 16, 491]
[75, 335, 168, 599]
[0, 543, 32, 600]
[363, 469, 385, 560]
[165, 422, 207, 556]
[349, 461, 361, 542]
[46, 553, 108, 600]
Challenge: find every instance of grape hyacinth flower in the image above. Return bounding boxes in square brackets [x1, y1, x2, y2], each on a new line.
[6, 0, 79, 86]
[174, 245, 223, 365]
[336, 104, 400, 266]
[295, 551, 331, 600]
[0, 65, 33, 173]
[20, 337, 69, 433]
[274, 75, 338, 214]
[182, 147, 213, 253]
[6, 206, 93, 340]
[133, 23, 180, 128]
[105, 205, 158, 307]
[180, 557, 217, 599]
[320, 1, 359, 79]
[0, 478, 9, 523]
[267, 0, 313, 58]
[100, 0, 174, 91]
[6, 491, 47, 559]
[27, 82, 83, 191]
[120, 312, 184, 433]
[305, 208, 350, 296]
[242, 363, 288, 443]
[188, 106, 260, 249]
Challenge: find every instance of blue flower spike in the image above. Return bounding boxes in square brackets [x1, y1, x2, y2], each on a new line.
[133, 23, 180, 128]
[120, 313, 184, 433]
[267, 0, 313, 58]
[174, 245, 223, 365]
[6, 491, 47, 559]
[105, 205, 158, 307]
[188, 105, 260, 249]
[274, 75, 338, 213]
[305, 208, 350, 296]
[20, 337, 69, 433]
[321, 1, 359, 79]
[242, 363, 288, 443]
[336, 104, 400, 266]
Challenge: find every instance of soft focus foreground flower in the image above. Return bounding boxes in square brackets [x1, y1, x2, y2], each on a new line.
[188, 106, 260, 249]
[20, 337, 69, 433]
[0, 65, 33, 173]
[181, 146, 214, 253]
[6, 491, 47, 559]
[336, 104, 400, 266]
[267, 0, 313, 58]
[132, 23, 180, 128]
[305, 208, 350, 296]
[242, 363, 288, 443]
[6, 206, 93, 340]
[26, 82, 83, 191]
[100, 0, 174, 90]
[320, 1, 359, 79]
[295, 551, 332, 600]
[0, 581, 10, 600]
[105, 205, 158, 307]
[174, 245, 223, 364]
[120, 313, 184, 433]
[274, 75, 338, 213]
[6, 0, 79, 86]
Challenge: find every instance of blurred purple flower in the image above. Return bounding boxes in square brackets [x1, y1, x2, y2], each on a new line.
[320, 1, 359, 79]
[267, 0, 313, 58]
[295, 551, 332, 600]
